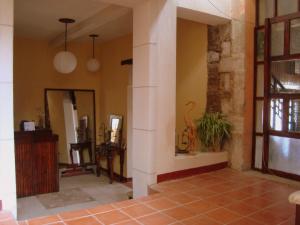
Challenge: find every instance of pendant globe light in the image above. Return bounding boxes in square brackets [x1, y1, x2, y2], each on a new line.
[53, 18, 77, 74]
[86, 34, 100, 72]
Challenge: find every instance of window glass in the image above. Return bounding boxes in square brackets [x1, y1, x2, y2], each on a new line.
[290, 19, 300, 55]
[256, 30, 265, 62]
[256, 65, 264, 97]
[256, 101, 264, 133]
[278, 0, 298, 16]
[271, 22, 285, 56]
[269, 135, 300, 175]
[270, 98, 283, 131]
[255, 136, 263, 169]
[289, 99, 300, 132]
[259, 0, 275, 26]
[271, 59, 300, 94]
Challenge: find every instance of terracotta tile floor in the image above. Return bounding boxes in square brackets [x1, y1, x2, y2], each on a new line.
[0, 168, 298, 225]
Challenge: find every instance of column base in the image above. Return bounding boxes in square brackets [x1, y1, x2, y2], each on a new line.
[132, 169, 156, 198]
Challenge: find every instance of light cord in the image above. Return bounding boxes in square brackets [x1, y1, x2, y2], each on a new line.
[93, 37, 95, 58]
[64, 23, 67, 51]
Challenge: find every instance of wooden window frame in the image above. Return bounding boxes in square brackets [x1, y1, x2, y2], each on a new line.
[256, 0, 300, 27]
[252, 0, 300, 179]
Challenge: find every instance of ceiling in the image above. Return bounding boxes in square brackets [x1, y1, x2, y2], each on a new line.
[14, 0, 133, 43]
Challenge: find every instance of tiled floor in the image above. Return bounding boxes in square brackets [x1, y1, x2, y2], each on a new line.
[1, 168, 298, 225]
[17, 175, 131, 220]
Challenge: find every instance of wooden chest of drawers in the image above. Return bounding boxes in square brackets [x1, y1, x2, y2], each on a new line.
[14, 130, 59, 197]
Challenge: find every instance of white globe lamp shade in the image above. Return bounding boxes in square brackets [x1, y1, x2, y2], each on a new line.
[86, 58, 100, 72]
[53, 51, 77, 74]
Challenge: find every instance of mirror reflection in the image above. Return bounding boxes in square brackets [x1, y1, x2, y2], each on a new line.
[109, 115, 123, 144]
[271, 59, 300, 94]
[45, 89, 96, 167]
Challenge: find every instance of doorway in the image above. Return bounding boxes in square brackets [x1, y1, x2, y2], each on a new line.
[13, 0, 134, 220]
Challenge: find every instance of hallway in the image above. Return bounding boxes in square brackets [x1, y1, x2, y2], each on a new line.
[6, 169, 297, 225]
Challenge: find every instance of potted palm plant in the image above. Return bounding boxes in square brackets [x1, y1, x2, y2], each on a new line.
[196, 112, 232, 152]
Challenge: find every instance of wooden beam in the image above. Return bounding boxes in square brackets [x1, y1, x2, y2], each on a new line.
[96, 0, 145, 8]
[121, 58, 133, 65]
[50, 5, 131, 47]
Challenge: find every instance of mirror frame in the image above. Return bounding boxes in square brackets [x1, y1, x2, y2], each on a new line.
[109, 114, 123, 131]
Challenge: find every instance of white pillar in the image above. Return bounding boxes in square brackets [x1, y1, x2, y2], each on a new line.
[127, 67, 133, 178]
[132, 0, 176, 197]
[0, 0, 17, 217]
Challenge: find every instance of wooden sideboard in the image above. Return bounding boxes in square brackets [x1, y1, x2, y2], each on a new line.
[15, 130, 59, 197]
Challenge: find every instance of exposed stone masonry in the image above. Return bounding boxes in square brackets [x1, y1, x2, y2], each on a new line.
[207, 23, 232, 114]
[206, 18, 251, 170]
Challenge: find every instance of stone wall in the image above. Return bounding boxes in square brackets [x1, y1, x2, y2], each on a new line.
[207, 23, 232, 113]
[206, 7, 253, 171]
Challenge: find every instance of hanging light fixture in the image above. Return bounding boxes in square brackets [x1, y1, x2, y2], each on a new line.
[53, 18, 77, 74]
[86, 34, 100, 72]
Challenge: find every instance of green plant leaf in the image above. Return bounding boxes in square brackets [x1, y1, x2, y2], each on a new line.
[196, 112, 232, 150]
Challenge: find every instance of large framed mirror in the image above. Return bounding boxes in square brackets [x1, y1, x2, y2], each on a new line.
[44, 88, 96, 166]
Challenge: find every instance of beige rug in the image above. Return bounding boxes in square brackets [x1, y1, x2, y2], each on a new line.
[37, 188, 95, 209]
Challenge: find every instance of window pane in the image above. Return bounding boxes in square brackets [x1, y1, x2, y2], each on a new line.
[278, 0, 298, 16]
[255, 136, 263, 169]
[271, 22, 284, 56]
[256, 30, 265, 62]
[259, 0, 275, 26]
[256, 65, 264, 97]
[269, 135, 300, 175]
[290, 19, 300, 55]
[271, 59, 300, 93]
[289, 99, 300, 132]
[270, 98, 283, 131]
[256, 101, 264, 133]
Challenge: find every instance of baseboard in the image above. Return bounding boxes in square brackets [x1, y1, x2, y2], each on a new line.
[59, 162, 95, 168]
[157, 162, 228, 183]
[61, 170, 94, 177]
[97, 162, 227, 184]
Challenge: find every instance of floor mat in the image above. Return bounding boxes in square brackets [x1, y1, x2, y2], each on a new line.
[37, 188, 94, 209]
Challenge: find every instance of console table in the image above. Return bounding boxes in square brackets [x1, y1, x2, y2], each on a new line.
[69, 141, 92, 166]
[95, 143, 125, 184]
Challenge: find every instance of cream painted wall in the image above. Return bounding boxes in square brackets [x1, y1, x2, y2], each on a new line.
[99, 34, 132, 175]
[176, 18, 208, 151]
[13, 37, 102, 144]
[99, 34, 132, 141]
[155, 14, 228, 175]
